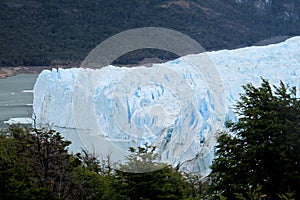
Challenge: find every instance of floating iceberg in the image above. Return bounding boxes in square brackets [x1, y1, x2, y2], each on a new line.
[4, 118, 33, 125]
[33, 37, 300, 176]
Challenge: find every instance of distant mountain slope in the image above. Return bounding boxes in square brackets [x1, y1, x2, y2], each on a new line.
[1, 0, 300, 66]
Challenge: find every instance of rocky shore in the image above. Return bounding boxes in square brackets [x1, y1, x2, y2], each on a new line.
[0, 63, 80, 79]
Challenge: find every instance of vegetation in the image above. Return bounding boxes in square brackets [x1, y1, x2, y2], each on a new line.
[1, 0, 300, 66]
[0, 125, 202, 200]
[0, 79, 299, 199]
[206, 79, 300, 199]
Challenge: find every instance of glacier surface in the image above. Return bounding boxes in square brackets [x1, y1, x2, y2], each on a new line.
[33, 37, 300, 176]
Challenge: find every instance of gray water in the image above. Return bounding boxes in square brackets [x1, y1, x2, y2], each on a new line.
[0, 74, 84, 152]
[0, 74, 128, 159]
[0, 74, 37, 128]
[0, 74, 91, 154]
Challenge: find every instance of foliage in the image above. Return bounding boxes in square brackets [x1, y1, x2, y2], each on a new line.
[70, 166, 109, 200]
[29, 127, 78, 199]
[0, 126, 203, 199]
[112, 145, 196, 200]
[1, 0, 300, 66]
[207, 79, 300, 199]
[118, 145, 166, 173]
[234, 184, 267, 200]
[0, 125, 57, 199]
[278, 190, 296, 200]
[0, 125, 91, 199]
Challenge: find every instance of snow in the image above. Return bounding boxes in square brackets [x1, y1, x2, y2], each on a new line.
[33, 37, 300, 176]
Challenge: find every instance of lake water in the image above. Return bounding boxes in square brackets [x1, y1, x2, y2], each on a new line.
[0, 74, 37, 128]
[0, 74, 85, 153]
[0, 74, 125, 157]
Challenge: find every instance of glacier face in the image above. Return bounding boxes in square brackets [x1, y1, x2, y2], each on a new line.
[33, 37, 300, 176]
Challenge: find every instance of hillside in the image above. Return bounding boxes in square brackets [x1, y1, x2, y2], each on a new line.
[1, 0, 300, 66]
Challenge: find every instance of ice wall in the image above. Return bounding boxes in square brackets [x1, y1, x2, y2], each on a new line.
[33, 37, 300, 176]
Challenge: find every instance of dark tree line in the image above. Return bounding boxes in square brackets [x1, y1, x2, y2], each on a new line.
[1, 0, 300, 67]
[0, 125, 202, 200]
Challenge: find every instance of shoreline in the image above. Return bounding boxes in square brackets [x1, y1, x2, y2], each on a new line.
[0, 63, 80, 79]
[0, 66, 52, 78]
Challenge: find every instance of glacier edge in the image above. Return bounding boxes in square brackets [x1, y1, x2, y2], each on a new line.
[33, 36, 300, 176]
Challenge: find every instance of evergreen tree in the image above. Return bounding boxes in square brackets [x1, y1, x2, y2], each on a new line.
[0, 125, 56, 200]
[111, 145, 192, 200]
[207, 79, 300, 199]
[0, 125, 87, 199]
[28, 126, 79, 199]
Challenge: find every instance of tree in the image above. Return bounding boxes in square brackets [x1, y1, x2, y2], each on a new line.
[70, 150, 115, 200]
[0, 125, 89, 199]
[70, 166, 109, 200]
[0, 125, 56, 200]
[111, 144, 193, 200]
[28, 126, 80, 199]
[207, 79, 300, 199]
[0, 125, 206, 199]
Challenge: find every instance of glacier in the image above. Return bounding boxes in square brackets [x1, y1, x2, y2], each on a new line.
[33, 37, 300, 176]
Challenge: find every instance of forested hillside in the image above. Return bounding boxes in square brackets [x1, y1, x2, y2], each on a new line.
[1, 0, 300, 66]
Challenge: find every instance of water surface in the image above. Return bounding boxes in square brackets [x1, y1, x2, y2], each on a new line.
[0, 74, 37, 128]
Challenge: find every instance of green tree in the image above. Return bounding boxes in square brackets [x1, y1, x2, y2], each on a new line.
[0, 125, 56, 200]
[0, 125, 90, 199]
[27, 126, 80, 199]
[70, 166, 110, 200]
[207, 79, 300, 199]
[71, 151, 116, 200]
[111, 145, 193, 200]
